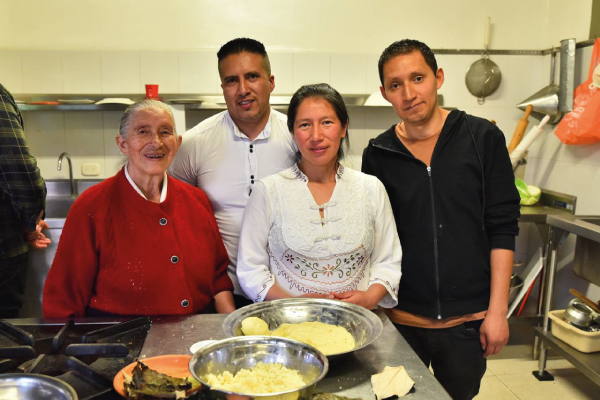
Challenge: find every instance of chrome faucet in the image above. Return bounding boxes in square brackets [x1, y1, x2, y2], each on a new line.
[57, 152, 76, 197]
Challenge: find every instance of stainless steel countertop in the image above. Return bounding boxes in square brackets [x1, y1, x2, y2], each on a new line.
[141, 310, 450, 399]
[519, 204, 573, 224]
[546, 214, 600, 243]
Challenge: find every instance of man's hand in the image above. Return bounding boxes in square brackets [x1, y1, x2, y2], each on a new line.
[25, 220, 51, 249]
[480, 311, 509, 357]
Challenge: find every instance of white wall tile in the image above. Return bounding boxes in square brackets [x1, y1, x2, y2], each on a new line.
[436, 54, 473, 109]
[101, 51, 141, 94]
[62, 52, 102, 94]
[292, 53, 330, 88]
[505, 55, 547, 109]
[22, 111, 66, 179]
[575, 142, 600, 167]
[179, 51, 220, 94]
[22, 51, 63, 94]
[65, 112, 106, 179]
[366, 54, 381, 95]
[102, 111, 125, 177]
[23, 112, 66, 157]
[140, 51, 180, 94]
[347, 108, 366, 157]
[330, 54, 367, 94]
[102, 111, 121, 156]
[269, 52, 294, 95]
[0, 51, 24, 94]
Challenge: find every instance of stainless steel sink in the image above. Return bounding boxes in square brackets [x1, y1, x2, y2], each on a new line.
[546, 215, 600, 286]
[45, 196, 77, 218]
[44, 179, 102, 218]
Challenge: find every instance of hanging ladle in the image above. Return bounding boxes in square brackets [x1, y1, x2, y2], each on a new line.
[465, 17, 502, 104]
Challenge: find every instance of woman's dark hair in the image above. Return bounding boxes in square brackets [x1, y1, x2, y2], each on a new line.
[287, 83, 350, 163]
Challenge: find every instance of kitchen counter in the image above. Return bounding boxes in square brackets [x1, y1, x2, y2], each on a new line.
[142, 310, 451, 399]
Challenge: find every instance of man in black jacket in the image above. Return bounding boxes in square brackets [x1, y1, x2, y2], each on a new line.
[362, 39, 520, 400]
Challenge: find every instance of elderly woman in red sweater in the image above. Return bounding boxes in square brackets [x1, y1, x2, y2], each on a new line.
[43, 100, 235, 317]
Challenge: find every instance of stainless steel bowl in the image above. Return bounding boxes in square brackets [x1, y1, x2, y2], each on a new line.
[188, 336, 328, 400]
[564, 299, 597, 328]
[0, 374, 78, 400]
[222, 298, 383, 356]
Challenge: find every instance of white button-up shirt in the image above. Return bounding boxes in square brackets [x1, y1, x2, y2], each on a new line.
[169, 109, 296, 296]
[237, 165, 402, 307]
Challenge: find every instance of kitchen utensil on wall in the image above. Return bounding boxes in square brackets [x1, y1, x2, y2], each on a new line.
[517, 51, 561, 124]
[510, 115, 551, 168]
[465, 17, 502, 104]
[508, 105, 533, 154]
[558, 38, 576, 112]
[569, 288, 600, 314]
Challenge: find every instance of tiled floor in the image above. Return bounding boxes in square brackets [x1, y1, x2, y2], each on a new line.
[474, 319, 600, 399]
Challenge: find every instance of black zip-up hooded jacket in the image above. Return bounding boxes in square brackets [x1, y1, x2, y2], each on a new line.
[362, 110, 520, 319]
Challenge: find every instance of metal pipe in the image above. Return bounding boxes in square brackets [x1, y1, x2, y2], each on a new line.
[57, 152, 75, 197]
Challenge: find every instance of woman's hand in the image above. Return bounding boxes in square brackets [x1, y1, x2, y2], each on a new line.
[329, 284, 388, 309]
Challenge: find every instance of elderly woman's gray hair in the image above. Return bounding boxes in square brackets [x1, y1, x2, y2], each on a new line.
[118, 100, 177, 138]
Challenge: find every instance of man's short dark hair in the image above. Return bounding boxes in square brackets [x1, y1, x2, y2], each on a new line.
[378, 39, 438, 86]
[217, 38, 271, 75]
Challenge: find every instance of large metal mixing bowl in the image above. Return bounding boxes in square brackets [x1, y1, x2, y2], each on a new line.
[188, 336, 328, 400]
[222, 298, 383, 356]
[0, 374, 78, 400]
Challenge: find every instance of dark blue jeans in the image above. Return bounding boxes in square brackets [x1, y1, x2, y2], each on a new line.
[0, 252, 29, 318]
[393, 320, 487, 400]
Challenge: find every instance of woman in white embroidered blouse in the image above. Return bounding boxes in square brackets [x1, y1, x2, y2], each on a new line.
[237, 83, 402, 309]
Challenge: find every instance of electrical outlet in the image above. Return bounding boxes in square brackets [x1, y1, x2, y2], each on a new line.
[81, 163, 100, 176]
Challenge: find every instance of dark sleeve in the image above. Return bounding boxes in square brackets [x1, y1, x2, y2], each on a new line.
[484, 126, 521, 250]
[0, 84, 46, 232]
[361, 143, 376, 175]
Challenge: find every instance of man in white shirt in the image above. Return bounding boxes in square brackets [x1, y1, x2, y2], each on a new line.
[169, 38, 296, 308]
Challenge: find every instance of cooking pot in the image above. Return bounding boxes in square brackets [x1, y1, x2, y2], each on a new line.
[564, 299, 600, 328]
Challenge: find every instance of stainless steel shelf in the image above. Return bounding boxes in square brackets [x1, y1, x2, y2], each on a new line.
[534, 327, 600, 386]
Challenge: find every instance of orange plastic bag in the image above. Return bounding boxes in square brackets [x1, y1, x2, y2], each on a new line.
[554, 38, 600, 145]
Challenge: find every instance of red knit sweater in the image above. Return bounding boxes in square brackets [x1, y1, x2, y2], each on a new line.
[43, 168, 233, 317]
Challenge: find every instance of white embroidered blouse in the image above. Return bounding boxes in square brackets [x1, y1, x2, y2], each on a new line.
[237, 164, 402, 307]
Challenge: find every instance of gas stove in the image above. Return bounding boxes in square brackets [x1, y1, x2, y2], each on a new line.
[0, 317, 151, 399]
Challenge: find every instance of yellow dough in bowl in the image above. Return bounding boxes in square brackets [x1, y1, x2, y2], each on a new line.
[271, 321, 355, 355]
[241, 316, 271, 336]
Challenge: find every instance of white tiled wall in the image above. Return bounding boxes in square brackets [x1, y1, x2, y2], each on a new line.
[140, 51, 180, 94]
[101, 51, 142, 94]
[62, 52, 102, 94]
[0, 51, 24, 93]
[21, 51, 63, 94]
